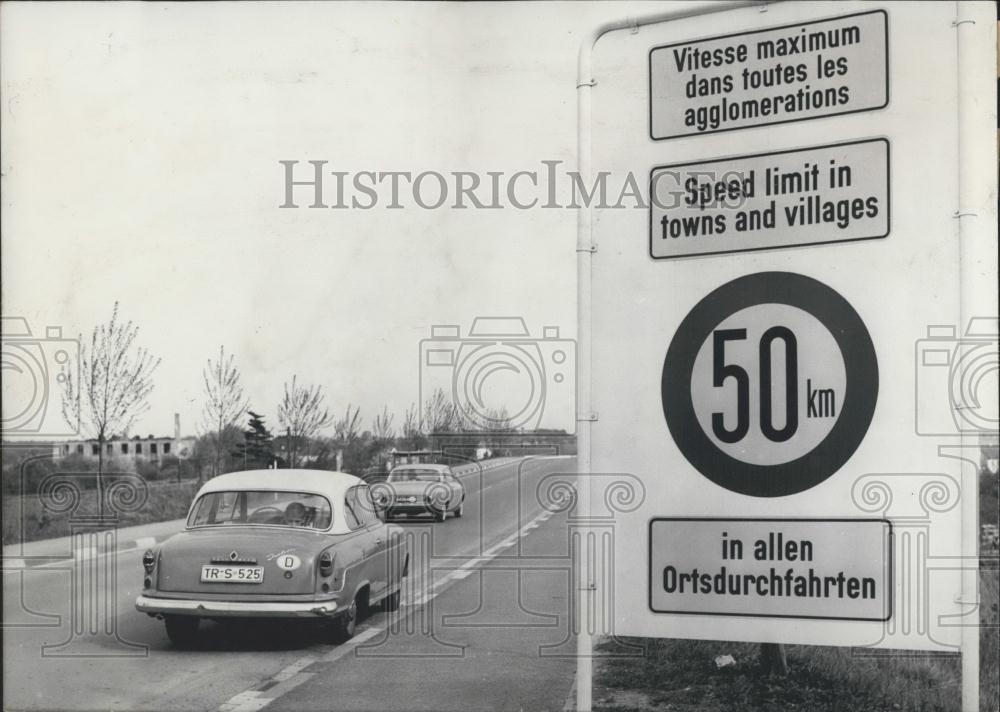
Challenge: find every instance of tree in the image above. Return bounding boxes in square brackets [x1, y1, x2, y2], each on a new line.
[484, 406, 513, 432]
[483, 406, 513, 451]
[422, 387, 458, 434]
[192, 424, 242, 480]
[335, 404, 370, 474]
[232, 410, 275, 469]
[372, 405, 395, 444]
[399, 403, 425, 450]
[200, 346, 248, 480]
[60, 302, 160, 516]
[334, 404, 362, 446]
[277, 376, 332, 467]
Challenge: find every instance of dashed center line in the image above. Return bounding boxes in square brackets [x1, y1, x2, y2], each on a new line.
[214, 505, 555, 712]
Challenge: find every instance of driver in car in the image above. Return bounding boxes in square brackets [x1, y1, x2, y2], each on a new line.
[284, 501, 308, 527]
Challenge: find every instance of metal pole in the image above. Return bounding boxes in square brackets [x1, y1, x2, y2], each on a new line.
[954, 2, 996, 709]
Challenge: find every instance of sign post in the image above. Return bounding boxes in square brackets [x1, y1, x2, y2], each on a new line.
[577, 2, 996, 710]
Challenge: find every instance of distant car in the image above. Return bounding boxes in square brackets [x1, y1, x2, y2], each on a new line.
[375, 463, 465, 522]
[135, 469, 408, 648]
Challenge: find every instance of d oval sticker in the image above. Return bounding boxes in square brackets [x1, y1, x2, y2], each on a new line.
[275, 555, 301, 571]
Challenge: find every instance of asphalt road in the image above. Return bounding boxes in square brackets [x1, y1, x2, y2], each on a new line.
[2, 456, 579, 712]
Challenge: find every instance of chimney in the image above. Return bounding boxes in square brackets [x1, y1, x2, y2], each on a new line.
[174, 413, 181, 440]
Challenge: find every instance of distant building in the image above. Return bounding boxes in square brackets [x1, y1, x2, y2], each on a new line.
[52, 413, 196, 464]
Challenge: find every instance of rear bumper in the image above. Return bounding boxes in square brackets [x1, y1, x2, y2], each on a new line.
[135, 594, 339, 618]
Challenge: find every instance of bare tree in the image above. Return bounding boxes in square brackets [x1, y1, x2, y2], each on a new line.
[484, 406, 513, 432]
[332, 404, 367, 474]
[399, 403, 424, 450]
[402, 403, 419, 438]
[483, 406, 513, 453]
[277, 376, 332, 467]
[334, 404, 363, 446]
[422, 387, 458, 433]
[200, 345, 248, 480]
[60, 302, 160, 515]
[371, 405, 395, 444]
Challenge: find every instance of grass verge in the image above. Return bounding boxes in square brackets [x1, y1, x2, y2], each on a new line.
[595, 570, 997, 712]
[3, 480, 200, 545]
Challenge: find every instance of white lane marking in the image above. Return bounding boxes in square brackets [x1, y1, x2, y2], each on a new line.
[214, 503, 558, 712]
[218, 691, 270, 712]
[135, 537, 156, 549]
[271, 655, 317, 682]
[215, 627, 381, 711]
[320, 626, 380, 662]
[411, 504, 553, 606]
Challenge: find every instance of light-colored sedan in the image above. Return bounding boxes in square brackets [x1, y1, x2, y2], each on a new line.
[375, 463, 465, 522]
[135, 469, 408, 648]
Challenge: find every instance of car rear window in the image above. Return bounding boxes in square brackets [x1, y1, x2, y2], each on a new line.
[388, 469, 444, 482]
[188, 490, 332, 530]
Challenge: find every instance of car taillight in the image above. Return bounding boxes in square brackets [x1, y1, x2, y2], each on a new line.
[319, 551, 334, 577]
[142, 550, 156, 573]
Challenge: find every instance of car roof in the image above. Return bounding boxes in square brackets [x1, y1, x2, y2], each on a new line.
[390, 463, 450, 472]
[197, 469, 364, 499]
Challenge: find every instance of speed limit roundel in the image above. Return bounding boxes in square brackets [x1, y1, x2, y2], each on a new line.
[661, 272, 878, 497]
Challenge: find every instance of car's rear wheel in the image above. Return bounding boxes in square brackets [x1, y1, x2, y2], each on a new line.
[454, 501, 464, 518]
[164, 615, 199, 649]
[434, 507, 447, 523]
[332, 596, 358, 642]
[383, 589, 401, 612]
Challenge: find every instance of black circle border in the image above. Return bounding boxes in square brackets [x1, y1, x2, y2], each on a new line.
[661, 271, 878, 498]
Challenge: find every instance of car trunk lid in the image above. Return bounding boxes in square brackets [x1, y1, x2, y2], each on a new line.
[155, 527, 331, 595]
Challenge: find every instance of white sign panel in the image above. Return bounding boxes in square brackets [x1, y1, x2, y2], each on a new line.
[584, 0, 994, 653]
[649, 10, 889, 139]
[649, 139, 890, 258]
[649, 518, 891, 621]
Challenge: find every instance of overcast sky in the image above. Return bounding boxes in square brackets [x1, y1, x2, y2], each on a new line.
[2, 1, 679, 440]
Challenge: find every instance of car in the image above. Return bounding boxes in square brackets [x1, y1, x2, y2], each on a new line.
[374, 463, 465, 522]
[135, 469, 408, 648]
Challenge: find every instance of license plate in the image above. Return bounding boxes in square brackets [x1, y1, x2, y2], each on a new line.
[200, 565, 264, 583]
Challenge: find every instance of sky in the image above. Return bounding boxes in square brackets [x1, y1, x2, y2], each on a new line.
[1, 0, 677, 440]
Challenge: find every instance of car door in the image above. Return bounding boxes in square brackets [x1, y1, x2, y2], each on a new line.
[344, 486, 380, 597]
[351, 484, 390, 599]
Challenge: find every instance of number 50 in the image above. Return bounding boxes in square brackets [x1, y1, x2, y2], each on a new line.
[711, 328, 798, 444]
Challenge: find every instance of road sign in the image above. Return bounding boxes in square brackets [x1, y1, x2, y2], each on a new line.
[580, 0, 996, 661]
[649, 518, 891, 620]
[649, 9, 889, 140]
[661, 271, 878, 497]
[649, 139, 890, 258]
